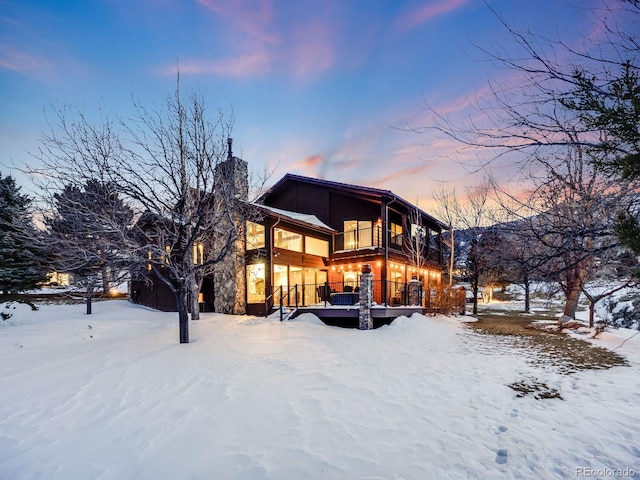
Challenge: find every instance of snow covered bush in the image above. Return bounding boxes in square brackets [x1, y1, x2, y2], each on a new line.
[609, 294, 640, 330]
[1, 300, 38, 321]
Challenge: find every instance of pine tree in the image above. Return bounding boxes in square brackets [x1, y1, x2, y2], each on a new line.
[0, 173, 49, 294]
[46, 179, 133, 313]
[563, 60, 640, 259]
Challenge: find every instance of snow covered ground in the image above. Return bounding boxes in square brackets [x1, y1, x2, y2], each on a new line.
[1, 300, 639, 479]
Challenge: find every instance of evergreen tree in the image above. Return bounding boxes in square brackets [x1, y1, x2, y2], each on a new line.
[0, 173, 49, 294]
[563, 60, 640, 259]
[46, 179, 133, 313]
[615, 209, 640, 259]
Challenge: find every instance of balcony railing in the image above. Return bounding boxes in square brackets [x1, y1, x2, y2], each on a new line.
[335, 225, 383, 251]
[267, 280, 465, 316]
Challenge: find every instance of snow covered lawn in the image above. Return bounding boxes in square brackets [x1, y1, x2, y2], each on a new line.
[1, 300, 639, 479]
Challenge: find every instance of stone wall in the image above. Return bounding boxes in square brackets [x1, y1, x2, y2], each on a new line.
[359, 271, 374, 330]
[212, 153, 248, 314]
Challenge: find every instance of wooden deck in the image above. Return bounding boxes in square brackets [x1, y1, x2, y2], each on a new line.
[289, 305, 425, 328]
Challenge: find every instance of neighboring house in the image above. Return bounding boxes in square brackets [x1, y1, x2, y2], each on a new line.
[131, 167, 448, 316]
[245, 174, 448, 316]
[46, 272, 73, 287]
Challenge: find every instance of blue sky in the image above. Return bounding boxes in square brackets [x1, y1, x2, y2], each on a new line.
[0, 0, 610, 206]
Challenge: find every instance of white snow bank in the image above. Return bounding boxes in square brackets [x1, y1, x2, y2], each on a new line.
[1, 300, 639, 479]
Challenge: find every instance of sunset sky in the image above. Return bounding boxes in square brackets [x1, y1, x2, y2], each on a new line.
[0, 0, 618, 207]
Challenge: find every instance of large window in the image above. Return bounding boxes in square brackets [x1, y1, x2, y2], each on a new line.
[273, 264, 328, 306]
[273, 264, 290, 307]
[389, 265, 405, 301]
[246, 222, 265, 250]
[390, 222, 403, 247]
[343, 270, 358, 288]
[273, 265, 289, 291]
[274, 228, 303, 252]
[411, 223, 426, 241]
[429, 230, 439, 249]
[305, 236, 329, 257]
[246, 263, 265, 303]
[343, 220, 372, 250]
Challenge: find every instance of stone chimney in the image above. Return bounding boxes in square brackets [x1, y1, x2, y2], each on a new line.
[212, 138, 248, 314]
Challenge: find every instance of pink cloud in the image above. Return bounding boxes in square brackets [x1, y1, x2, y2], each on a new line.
[290, 21, 335, 79]
[197, 0, 279, 46]
[192, 0, 340, 81]
[370, 163, 433, 187]
[290, 154, 325, 170]
[0, 46, 50, 74]
[169, 0, 280, 78]
[162, 50, 273, 77]
[395, 0, 470, 32]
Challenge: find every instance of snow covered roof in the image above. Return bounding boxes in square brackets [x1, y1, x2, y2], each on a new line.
[253, 203, 335, 232]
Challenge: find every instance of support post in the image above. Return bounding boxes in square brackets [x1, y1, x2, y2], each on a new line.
[359, 264, 374, 330]
[324, 281, 329, 307]
[408, 279, 422, 306]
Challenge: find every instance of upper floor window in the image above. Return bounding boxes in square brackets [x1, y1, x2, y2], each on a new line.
[390, 222, 403, 247]
[274, 228, 303, 252]
[305, 236, 329, 257]
[429, 230, 440, 249]
[246, 221, 265, 250]
[411, 223, 426, 242]
[344, 220, 373, 250]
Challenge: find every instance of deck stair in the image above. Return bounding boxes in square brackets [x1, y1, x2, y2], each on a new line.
[281, 307, 298, 321]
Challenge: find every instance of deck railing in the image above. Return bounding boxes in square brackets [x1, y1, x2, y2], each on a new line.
[267, 281, 465, 315]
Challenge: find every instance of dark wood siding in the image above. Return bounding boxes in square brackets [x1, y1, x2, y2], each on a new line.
[267, 183, 332, 225]
[327, 191, 380, 229]
[130, 276, 175, 312]
[265, 183, 382, 232]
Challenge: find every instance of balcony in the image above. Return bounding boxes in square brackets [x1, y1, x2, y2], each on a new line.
[335, 224, 382, 252]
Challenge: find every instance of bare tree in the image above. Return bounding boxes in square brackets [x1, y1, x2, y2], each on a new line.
[497, 141, 634, 324]
[31, 82, 261, 343]
[433, 186, 457, 287]
[404, 208, 425, 273]
[434, 184, 494, 315]
[493, 221, 546, 314]
[420, 1, 640, 323]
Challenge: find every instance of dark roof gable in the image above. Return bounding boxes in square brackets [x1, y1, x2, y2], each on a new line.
[260, 173, 449, 230]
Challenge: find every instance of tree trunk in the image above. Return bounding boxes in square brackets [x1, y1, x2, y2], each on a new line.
[85, 286, 94, 315]
[523, 279, 530, 313]
[190, 290, 200, 321]
[190, 273, 202, 321]
[177, 287, 190, 344]
[101, 266, 110, 295]
[472, 275, 479, 315]
[449, 227, 454, 287]
[560, 284, 582, 324]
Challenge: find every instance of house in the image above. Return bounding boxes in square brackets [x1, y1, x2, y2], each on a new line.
[245, 174, 448, 316]
[130, 160, 449, 316]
